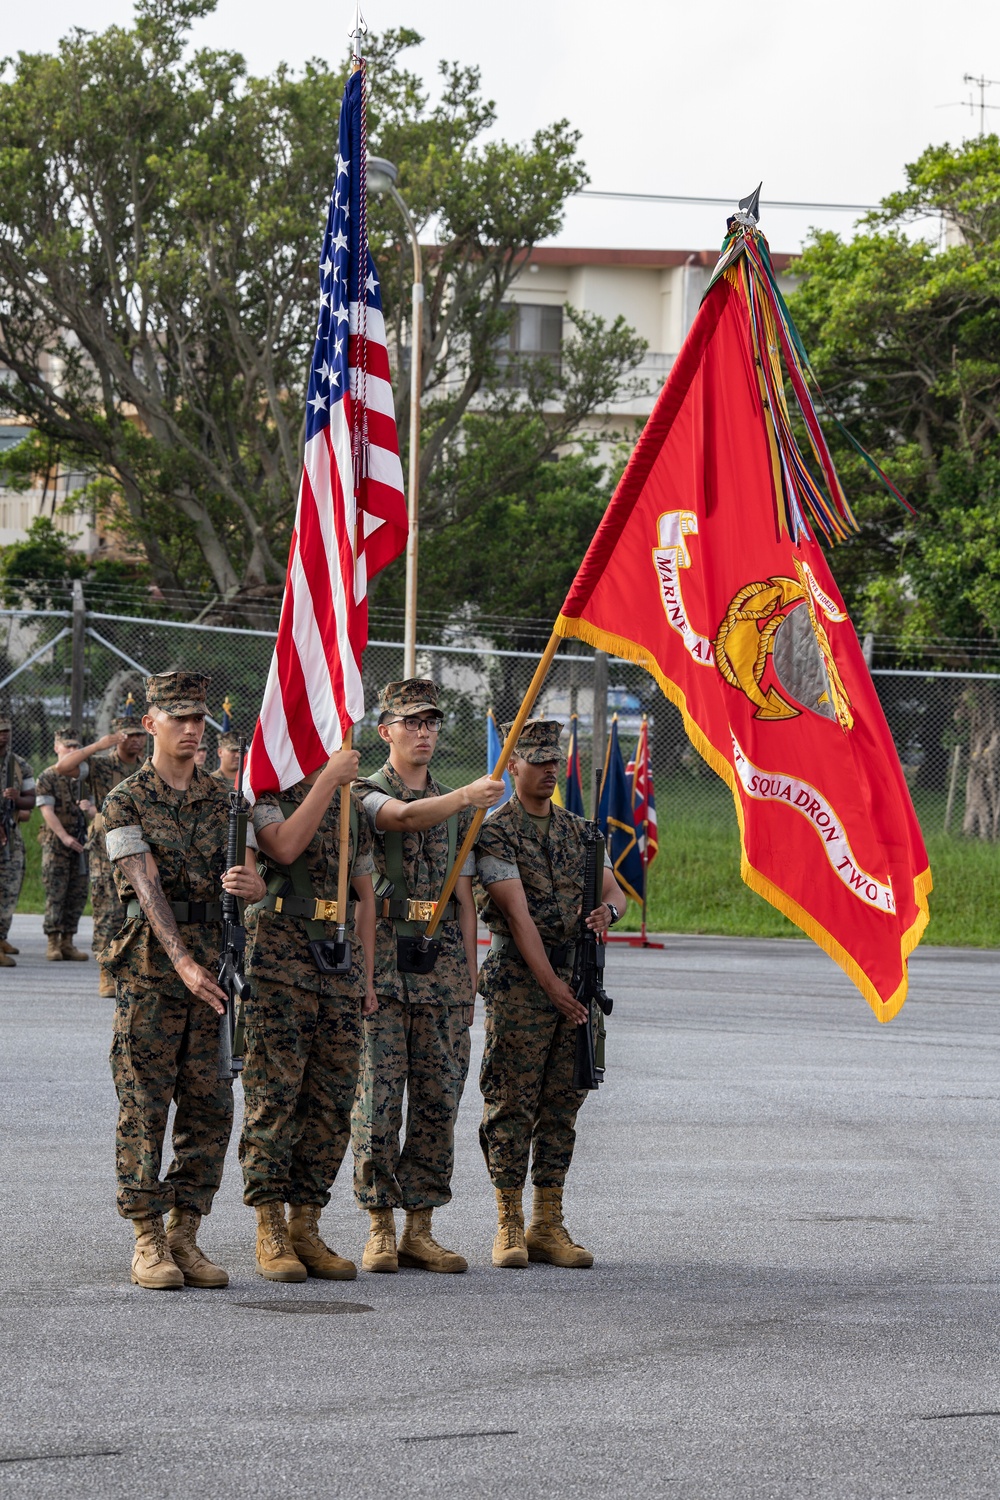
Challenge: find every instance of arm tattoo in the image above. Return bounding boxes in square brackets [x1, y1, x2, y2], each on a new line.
[118, 852, 190, 970]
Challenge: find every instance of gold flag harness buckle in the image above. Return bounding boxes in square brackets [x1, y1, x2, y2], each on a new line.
[272, 895, 343, 922]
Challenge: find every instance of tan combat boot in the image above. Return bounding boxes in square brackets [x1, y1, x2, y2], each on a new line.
[492, 1188, 528, 1269]
[254, 1201, 307, 1282]
[0, 952, 15, 967]
[398, 1208, 468, 1273]
[525, 1185, 594, 1268]
[46, 934, 63, 961]
[288, 1204, 357, 1281]
[98, 966, 116, 998]
[0, 938, 19, 954]
[61, 933, 89, 961]
[131, 1215, 184, 1290]
[165, 1206, 229, 1288]
[361, 1207, 398, 1273]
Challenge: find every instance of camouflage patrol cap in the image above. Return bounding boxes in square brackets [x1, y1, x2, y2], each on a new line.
[217, 730, 241, 751]
[0, 719, 11, 733]
[501, 718, 564, 764]
[113, 714, 147, 735]
[145, 671, 210, 717]
[378, 679, 441, 720]
[55, 728, 81, 748]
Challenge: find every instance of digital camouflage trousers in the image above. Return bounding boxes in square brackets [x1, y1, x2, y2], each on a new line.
[477, 952, 589, 1191]
[351, 997, 471, 1210]
[239, 973, 363, 1209]
[109, 978, 234, 1219]
[91, 854, 125, 956]
[0, 835, 25, 941]
[41, 843, 88, 937]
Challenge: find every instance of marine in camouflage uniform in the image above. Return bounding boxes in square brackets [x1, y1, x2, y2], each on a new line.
[53, 713, 149, 995]
[240, 750, 377, 1283]
[351, 678, 503, 1276]
[0, 717, 36, 966]
[475, 719, 626, 1270]
[103, 671, 265, 1291]
[210, 729, 242, 787]
[35, 731, 89, 961]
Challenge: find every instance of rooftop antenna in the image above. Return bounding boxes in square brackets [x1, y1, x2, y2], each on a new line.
[962, 73, 1000, 135]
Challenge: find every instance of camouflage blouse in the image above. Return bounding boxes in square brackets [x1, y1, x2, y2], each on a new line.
[85, 749, 141, 866]
[356, 760, 476, 1006]
[102, 759, 231, 989]
[246, 781, 373, 995]
[35, 767, 86, 847]
[476, 794, 601, 947]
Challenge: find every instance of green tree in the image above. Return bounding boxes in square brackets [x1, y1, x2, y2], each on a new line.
[0, 516, 86, 608]
[0, 1, 644, 611]
[789, 135, 1000, 834]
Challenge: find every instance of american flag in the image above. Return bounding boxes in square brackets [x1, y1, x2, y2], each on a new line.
[246, 67, 407, 797]
[626, 716, 658, 868]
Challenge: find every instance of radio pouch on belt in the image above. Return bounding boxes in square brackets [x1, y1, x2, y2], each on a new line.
[368, 772, 458, 975]
[275, 797, 358, 975]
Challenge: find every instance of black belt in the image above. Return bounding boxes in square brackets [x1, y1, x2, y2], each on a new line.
[259, 893, 355, 923]
[489, 933, 571, 967]
[381, 897, 457, 923]
[126, 899, 223, 923]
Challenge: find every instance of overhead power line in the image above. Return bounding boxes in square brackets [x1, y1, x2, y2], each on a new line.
[576, 189, 879, 212]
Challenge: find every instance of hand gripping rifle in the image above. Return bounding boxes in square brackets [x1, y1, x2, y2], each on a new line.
[0, 749, 12, 863]
[74, 766, 89, 878]
[571, 820, 614, 1090]
[217, 737, 251, 1082]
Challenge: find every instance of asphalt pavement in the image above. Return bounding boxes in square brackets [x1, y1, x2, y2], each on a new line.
[2, 913, 999, 1499]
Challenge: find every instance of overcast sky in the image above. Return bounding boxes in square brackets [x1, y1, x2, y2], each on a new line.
[5, 0, 997, 253]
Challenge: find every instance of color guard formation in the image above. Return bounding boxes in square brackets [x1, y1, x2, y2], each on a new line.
[3, 671, 626, 1288]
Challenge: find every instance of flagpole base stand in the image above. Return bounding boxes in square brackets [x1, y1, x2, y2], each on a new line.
[606, 934, 665, 949]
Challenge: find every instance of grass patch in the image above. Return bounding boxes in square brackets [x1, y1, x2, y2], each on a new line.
[16, 809, 91, 918]
[617, 773, 999, 947]
[12, 768, 998, 948]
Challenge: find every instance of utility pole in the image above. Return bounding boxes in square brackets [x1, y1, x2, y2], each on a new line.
[70, 579, 86, 732]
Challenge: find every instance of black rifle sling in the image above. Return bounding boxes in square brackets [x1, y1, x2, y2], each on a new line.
[268, 795, 358, 942]
[366, 769, 458, 938]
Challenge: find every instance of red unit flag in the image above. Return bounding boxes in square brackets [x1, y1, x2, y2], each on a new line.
[626, 717, 658, 870]
[556, 224, 930, 1020]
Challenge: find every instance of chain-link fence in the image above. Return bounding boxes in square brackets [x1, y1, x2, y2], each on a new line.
[1, 596, 998, 841]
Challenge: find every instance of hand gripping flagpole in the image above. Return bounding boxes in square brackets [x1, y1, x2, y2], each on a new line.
[418, 631, 562, 950]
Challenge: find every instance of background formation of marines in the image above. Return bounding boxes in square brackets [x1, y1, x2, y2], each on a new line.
[3, 672, 626, 1286]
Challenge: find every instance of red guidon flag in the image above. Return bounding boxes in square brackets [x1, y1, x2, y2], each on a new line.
[555, 219, 930, 1020]
[246, 67, 407, 797]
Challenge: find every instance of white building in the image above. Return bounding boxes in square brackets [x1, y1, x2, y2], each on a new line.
[501, 245, 795, 430]
[0, 245, 795, 550]
[0, 425, 96, 552]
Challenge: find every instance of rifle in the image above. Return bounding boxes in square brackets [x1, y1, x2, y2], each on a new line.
[74, 766, 89, 878]
[571, 820, 614, 1091]
[217, 736, 251, 1082]
[0, 749, 12, 864]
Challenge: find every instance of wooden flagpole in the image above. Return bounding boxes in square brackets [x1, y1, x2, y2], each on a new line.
[422, 630, 562, 942]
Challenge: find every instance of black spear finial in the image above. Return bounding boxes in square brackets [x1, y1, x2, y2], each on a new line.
[735, 183, 763, 226]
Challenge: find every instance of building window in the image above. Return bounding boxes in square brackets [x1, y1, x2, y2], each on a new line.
[498, 303, 562, 384]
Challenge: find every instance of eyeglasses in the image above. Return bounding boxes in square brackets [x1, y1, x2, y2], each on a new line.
[389, 717, 442, 734]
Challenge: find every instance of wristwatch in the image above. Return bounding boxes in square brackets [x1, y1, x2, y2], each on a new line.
[605, 902, 620, 926]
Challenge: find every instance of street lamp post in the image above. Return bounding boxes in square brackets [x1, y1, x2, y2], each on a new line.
[368, 155, 422, 679]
